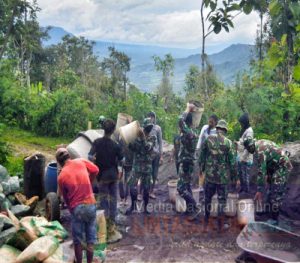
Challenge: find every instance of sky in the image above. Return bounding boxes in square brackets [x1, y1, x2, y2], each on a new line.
[36, 0, 261, 50]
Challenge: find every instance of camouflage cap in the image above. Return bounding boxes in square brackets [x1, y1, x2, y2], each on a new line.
[216, 119, 228, 131]
[143, 117, 154, 128]
[243, 136, 255, 148]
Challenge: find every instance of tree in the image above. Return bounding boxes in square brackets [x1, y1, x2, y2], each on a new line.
[200, 0, 240, 99]
[153, 54, 174, 111]
[268, 0, 300, 91]
[0, 0, 39, 61]
[102, 46, 131, 100]
[184, 64, 223, 102]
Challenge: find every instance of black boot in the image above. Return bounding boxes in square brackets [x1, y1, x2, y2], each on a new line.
[143, 189, 151, 215]
[126, 188, 137, 215]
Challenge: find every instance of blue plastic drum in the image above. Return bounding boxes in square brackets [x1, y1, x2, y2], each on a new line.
[45, 162, 58, 194]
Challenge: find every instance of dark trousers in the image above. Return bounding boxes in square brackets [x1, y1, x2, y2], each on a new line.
[98, 168, 118, 222]
[119, 166, 132, 200]
[175, 161, 180, 175]
[204, 181, 227, 222]
[151, 155, 160, 191]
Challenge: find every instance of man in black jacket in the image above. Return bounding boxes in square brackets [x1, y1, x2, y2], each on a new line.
[89, 119, 123, 243]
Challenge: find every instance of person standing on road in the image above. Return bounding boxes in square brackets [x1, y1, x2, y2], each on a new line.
[89, 119, 123, 243]
[126, 118, 156, 215]
[56, 148, 99, 263]
[243, 137, 292, 223]
[147, 111, 163, 199]
[199, 120, 237, 232]
[236, 113, 254, 195]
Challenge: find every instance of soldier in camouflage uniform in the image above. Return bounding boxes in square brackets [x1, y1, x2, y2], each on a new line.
[126, 118, 156, 215]
[177, 112, 199, 218]
[199, 120, 237, 232]
[243, 137, 292, 221]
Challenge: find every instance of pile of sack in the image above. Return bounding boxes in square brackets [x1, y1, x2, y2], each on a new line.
[0, 208, 73, 263]
[0, 165, 38, 217]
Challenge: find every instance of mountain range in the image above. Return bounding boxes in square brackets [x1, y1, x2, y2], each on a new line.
[45, 26, 255, 93]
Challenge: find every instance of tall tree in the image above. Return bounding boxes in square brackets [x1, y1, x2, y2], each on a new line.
[0, 0, 37, 61]
[200, 0, 240, 99]
[153, 54, 174, 111]
[102, 46, 131, 100]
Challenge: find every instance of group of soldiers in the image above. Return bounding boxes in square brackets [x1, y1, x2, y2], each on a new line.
[96, 100, 293, 235]
[176, 101, 293, 232]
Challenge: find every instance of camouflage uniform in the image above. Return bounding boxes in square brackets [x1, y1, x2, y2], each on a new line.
[199, 120, 237, 224]
[177, 113, 198, 213]
[119, 142, 134, 200]
[126, 118, 156, 214]
[244, 138, 292, 220]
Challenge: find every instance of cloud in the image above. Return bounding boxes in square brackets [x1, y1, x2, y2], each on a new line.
[36, 0, 260, 48]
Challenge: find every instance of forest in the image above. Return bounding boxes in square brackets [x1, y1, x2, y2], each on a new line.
[0, 0, 299, 168]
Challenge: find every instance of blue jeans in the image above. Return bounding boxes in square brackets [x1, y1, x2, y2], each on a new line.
[71, 204, 97, 245]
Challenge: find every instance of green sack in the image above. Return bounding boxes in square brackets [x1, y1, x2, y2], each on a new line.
[31, 217, 68, 242]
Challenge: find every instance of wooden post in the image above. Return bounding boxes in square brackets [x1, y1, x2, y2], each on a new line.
[88, 121, 92, 130]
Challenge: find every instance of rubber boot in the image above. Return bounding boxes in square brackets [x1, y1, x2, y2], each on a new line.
[143, 189, 151, 215]
[217, 217, 223, 233]
[125, 188, 138, 215]
[203, 217, 209, 233]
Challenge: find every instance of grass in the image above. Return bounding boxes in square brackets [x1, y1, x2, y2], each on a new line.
[1, 127, 71, 175]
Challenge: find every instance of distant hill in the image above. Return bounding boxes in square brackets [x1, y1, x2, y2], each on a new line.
[45, 26, 200, 65]
[45, 26, 255, 93]
[44, 26, 73, 45]
[129, 44, 255, 92]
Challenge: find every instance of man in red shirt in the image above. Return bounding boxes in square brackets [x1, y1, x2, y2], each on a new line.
[56, 148, 99, 263]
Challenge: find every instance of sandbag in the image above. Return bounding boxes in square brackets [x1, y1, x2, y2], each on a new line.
[7, 227, 33, 251]
[0, 165, 9, 183]
[32, 217, 68, 242]
[20, 217, 39, 241]
[11, 204, 31, 217]
[2, 176, 20, 195]
[0, 226, 17, 247]
[0, 244, 21, 263]
[20, 216, 68, 242]
[94, 210, 107, 261]
[16, 236, 59, 263]
[0, 214, 14, 232]
[43, 241, 75, 263]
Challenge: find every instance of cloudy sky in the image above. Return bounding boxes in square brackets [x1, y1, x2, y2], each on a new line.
[36, 0, 260, 49]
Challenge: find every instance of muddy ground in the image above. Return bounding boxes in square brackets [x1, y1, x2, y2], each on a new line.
[57, 182, 243, 263]
[105, 184, 242, 263]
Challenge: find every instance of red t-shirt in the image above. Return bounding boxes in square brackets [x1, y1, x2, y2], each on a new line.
[58, 158, 99, 211]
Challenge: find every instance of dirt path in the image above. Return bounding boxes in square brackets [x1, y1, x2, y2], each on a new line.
[105, 183, 242, 263]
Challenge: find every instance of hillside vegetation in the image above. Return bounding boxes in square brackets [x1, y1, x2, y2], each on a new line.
[0, 0, 299, 176]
